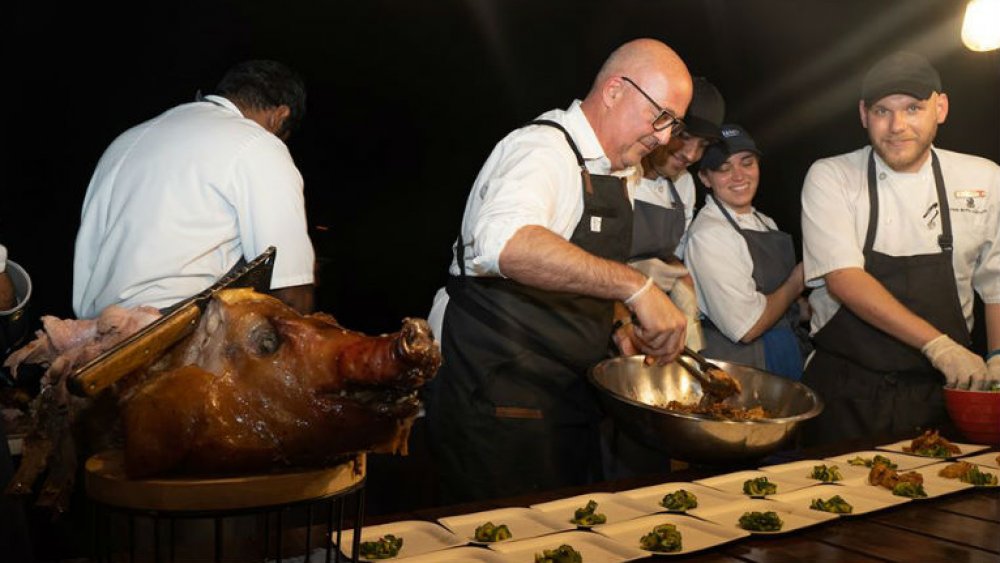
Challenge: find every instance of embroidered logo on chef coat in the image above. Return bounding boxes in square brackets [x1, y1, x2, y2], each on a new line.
[590, 216, 602, 232]
[951, 189, 987, 213]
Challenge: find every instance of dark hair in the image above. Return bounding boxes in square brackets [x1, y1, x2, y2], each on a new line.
[216, 60, 306, 136]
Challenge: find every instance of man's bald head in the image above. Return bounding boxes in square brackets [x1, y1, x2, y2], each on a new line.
[581, 38, 693, 171]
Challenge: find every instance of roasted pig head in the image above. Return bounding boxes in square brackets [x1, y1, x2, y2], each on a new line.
[121, 288, 441, 478]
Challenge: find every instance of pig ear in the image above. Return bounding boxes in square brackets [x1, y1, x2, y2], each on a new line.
[246, 318, 281, 356]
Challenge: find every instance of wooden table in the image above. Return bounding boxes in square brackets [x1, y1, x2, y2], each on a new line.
[367, 438, 1000, 562]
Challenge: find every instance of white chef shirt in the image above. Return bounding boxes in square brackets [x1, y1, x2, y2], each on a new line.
[802, 146, 1000, 334]
[631, 169, 697, 259]
[428, 100, 633, 339]
[685, 196, 779, 342]
[73, 95, 315, 319]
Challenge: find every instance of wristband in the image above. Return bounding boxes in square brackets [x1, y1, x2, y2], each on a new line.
[986, 349, 1000, 361]
[624, 277, 654, 306]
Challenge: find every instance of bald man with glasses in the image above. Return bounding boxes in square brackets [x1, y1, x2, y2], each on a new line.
[425, 38, 692, 503]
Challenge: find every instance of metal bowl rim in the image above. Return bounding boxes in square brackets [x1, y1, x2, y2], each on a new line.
[588, 356, 825, 425]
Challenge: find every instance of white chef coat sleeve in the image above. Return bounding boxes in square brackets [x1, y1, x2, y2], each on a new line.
[685, 221, 766, 342]
[973, 165, 1000, 303]
[229, 135, 315, 289]
[673, 173, 698, 260]
[470, 142, 578, 277]
[801, 159, 865, 285]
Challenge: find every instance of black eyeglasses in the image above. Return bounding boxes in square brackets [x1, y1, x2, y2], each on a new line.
[620, 76, 685, 133]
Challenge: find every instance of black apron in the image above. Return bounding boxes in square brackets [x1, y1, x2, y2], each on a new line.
[426, 120, 633, 503]
[630, 178, 686, 261]
[802, 149, 968, 445]
[701, 195, 805, 379]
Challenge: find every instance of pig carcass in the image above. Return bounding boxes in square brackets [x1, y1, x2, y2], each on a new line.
[4, 288, 440, 512]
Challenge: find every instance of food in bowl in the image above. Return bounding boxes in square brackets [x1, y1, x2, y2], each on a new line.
[663, 400, 768, 420]
[944, 387, 1000, 446]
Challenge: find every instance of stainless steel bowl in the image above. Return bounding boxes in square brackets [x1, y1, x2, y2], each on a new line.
[589, 356, 823, 464]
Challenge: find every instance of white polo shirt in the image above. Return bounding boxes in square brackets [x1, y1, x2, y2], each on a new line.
[632, 169, 697, 259]
[73, 95, 315, 318]
[685, 196, 779, 342]
[802, 146, 1000, 334]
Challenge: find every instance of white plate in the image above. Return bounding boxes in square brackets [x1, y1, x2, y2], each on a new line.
[338, 520, 465, 561]
[876, 438, 991, 459]
[770, 484, 911, 516]
[952, 450, 1000, 470]
[395, 546, 508, 562]
[691, 498, 838, 535]
[693, 469, 818, 498]
[594, 513, 749, 556]
[529, 492, 649, 528]
[759, 459, 872, 487]
[854, 470, 975, 501]
[920, 460, 1000, 488]
[615, 481, 741, 515]
[488, 530, 647, 562]
[438, 507, 573, 545]
[823, 450, 937, 472]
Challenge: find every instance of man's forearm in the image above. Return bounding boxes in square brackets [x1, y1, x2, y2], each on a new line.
[825, 267, 940, 349]
[498, 225, 647, 301]
[984, 302, 1000, 353]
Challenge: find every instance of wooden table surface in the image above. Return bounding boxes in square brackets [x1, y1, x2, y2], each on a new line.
[366, 438, 1000, 562]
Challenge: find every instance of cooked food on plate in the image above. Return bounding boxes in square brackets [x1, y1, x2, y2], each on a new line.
[474, 521, 512, 542]
[903, 429, 961, 457]
[640, 522, 683, 552]
[808, 464, 843, 482]
[810, 495, 853, 514]
[660, 489, 699, 511]
[938, 461, 998, 486]
[848, 454, 897, 469]
[742, 476, 777, 496]
[359, 534, 403, 559]
[739, 510, 783, 531]
[570, 499, 607, 525]
[868, 462, 927, 498]
[535, 544, 583, 563]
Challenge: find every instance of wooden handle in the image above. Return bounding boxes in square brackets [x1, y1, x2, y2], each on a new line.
[71, 304, 202, 397]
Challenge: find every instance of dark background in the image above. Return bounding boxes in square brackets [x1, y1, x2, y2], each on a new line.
[3, 0, 999, 335]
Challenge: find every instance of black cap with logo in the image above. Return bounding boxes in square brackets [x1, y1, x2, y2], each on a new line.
[699, 124, 761, 171]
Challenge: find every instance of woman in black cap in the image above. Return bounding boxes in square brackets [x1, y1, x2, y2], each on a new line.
[685, 125, 809, 379]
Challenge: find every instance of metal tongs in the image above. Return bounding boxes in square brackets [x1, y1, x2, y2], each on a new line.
[676, 346, 743, 401]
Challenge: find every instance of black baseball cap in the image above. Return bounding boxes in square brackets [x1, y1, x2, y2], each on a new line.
[861, 51, 941, 106]
[699, 124, 761, 171]
[682, 77, 726, 141]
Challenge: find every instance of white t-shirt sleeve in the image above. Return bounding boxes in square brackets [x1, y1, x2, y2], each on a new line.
[685, 220, 766, 342]
[229, 135, 315, 289]
[470, 141, 578, 276]
[801, 158, 865, 285]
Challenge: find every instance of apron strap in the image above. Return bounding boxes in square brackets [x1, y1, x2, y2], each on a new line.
[665, 178, 683, 209]
[864, 148, 952, 253]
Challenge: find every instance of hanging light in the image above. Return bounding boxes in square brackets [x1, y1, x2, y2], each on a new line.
[962, 0, 1000, 51]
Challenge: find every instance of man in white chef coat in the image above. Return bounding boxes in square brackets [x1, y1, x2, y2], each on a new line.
[800, 51, 1000, 445]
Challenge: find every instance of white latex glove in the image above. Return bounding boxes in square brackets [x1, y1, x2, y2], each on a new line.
[670, 281, 704, 351]
[630, 258, 688, 293]
[0, 243, 6, 273]
[922, 334, 988, 389]
[986, 355, 1000, 391]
